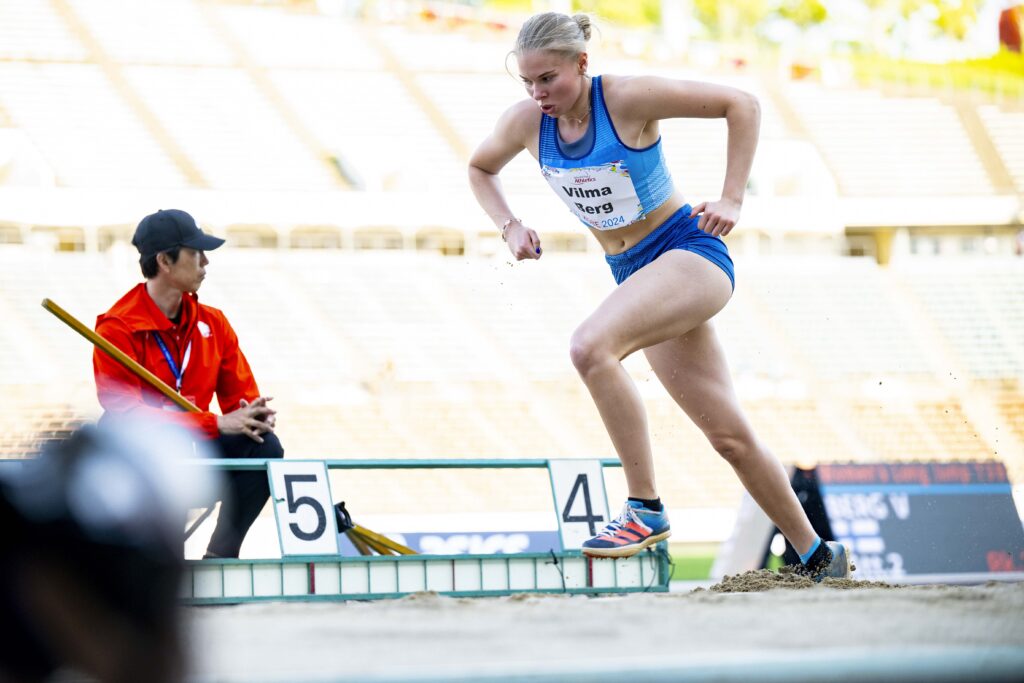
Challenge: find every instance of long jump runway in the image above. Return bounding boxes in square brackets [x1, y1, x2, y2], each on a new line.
[186, 581, 1024, 682]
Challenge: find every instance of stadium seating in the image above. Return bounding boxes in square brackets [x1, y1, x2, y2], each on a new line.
[0, 63, 189, 188]
[3, 0, 1016, 202]
[978, 104, 1024, 193]
[899, 258, 1024, 380]
[66, 0, 232, 65]
[784, 82, 995, 197]
[0, 1, 1022, 532]
[0, 0, 87, 61]
[216, 3, 382, 71]
[123, 65, 339, 190]
[737, 256, 941, 379]
[3, 245, 1021, 517]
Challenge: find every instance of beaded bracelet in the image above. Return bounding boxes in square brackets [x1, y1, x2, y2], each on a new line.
[500, 217, 521, 242]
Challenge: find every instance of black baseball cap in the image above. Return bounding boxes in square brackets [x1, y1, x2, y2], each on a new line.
[132, 209, 225, 260]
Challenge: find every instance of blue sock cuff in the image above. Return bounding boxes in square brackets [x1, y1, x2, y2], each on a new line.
[799, 537, 822, 565]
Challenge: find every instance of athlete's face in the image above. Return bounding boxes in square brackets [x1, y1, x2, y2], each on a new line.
[517, 50, 587, 117]
[163, 247, 208, 293]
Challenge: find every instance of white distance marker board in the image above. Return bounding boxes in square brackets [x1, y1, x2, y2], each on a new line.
[268, 460, 340, 556]
[548, 459, 611, 551]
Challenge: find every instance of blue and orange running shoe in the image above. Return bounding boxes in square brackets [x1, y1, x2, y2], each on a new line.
[581, 500, 671, 558]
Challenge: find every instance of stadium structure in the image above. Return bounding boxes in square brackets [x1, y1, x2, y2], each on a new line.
[0, 0, 1022, 565]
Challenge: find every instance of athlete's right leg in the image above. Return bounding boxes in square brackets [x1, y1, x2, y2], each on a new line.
[569, 250, 732, 558]
[569, 249, 733, 501]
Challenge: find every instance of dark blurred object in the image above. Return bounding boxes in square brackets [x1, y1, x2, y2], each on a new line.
[0, 419, 220, 683]
[334, 500, 354, 533]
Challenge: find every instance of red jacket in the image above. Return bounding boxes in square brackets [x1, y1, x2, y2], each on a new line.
[94, 283, 260, 439]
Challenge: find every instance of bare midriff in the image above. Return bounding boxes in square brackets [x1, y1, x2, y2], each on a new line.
[589, 190, 687, 255]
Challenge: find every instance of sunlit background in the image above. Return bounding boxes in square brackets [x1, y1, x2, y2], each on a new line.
[0, 0, 1021, 561]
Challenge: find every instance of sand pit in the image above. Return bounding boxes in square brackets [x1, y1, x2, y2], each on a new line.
[702, 565, 901, 592]
[186, 577, 1024, 682]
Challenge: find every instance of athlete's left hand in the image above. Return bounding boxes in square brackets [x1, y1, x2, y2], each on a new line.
[690, 198, 741, 237]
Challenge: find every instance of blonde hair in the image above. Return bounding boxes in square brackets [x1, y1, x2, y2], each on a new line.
[514, 12, 592, 58]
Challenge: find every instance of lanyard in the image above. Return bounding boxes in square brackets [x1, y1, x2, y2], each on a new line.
[152, 332, 191, 393]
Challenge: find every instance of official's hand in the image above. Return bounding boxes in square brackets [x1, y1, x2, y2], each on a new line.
[690, 199, 741, 237]
[505, 222, 542, 261]
[250, 397, 276, 430]
[217, 396, 276, 443]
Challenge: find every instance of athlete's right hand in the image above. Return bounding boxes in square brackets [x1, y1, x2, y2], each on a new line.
[506, 222, 542, 261]
[217, 396, 276, 443]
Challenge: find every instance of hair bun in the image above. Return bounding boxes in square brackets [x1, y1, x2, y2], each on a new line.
[572, 14, 592, 42]
[513, 11, 591, 57]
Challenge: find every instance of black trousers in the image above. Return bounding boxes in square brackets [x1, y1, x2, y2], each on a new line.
[205, 432, 284, 558]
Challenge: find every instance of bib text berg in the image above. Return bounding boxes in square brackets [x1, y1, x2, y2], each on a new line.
[563, 185, 614, 215]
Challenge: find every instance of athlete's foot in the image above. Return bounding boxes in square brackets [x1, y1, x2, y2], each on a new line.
[581, 500, 671, 559]
[797, 541, 852, 582]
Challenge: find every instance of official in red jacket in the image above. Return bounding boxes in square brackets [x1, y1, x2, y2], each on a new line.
[94, 208, 283, 558]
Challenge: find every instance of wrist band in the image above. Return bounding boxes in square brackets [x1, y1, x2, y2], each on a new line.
[500, 217, 521, 242]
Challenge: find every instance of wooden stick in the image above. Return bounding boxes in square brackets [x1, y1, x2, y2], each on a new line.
[345, 529, 373, 556]
[351, 524, 417, 555]
[41, 298, 198, 413]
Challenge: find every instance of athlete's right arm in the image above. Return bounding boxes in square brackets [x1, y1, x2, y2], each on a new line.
[468, 102, 543, 261]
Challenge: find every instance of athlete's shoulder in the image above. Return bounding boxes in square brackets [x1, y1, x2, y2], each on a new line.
[600, 73, 683, 121]
[599, 73, 662, 100]
[506, 96, 542, 119]
[496, 98, 542, 141]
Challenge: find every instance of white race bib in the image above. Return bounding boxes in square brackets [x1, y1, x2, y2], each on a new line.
[542, 160, 644, 230]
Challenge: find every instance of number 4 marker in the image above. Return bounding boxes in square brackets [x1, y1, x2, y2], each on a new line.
[548, 460, 611, 552]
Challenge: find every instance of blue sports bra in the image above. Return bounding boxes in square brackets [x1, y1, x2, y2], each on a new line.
[538, 76, 674, 230]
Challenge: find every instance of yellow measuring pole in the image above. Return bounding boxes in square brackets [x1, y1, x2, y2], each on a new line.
[350, 525, 417, 556]
[42, 297, 198, 413]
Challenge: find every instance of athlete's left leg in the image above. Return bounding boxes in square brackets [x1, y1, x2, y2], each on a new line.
[642, 321, 819, 556]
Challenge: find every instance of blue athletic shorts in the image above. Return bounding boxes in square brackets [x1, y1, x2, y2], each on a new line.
[604, 204, 735, 289]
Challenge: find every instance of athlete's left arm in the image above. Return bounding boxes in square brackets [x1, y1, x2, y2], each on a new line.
[617, 76, 760, 237]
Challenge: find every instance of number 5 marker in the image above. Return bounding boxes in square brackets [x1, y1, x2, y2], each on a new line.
[268, 461, 340, 556]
